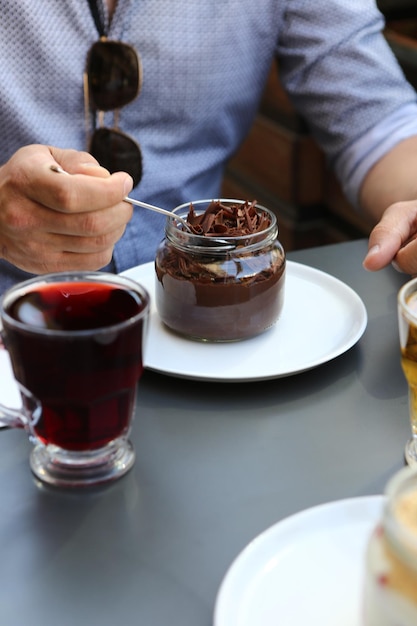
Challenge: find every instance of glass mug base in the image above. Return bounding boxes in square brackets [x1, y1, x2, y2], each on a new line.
[404, 438, 417, 467]
[29, 437, 135, 488]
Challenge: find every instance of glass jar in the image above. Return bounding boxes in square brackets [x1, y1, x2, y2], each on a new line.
[154, 199, 286, 342]
[363, 467, 417, 625]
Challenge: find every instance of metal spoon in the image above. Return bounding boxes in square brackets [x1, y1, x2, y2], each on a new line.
[49, 164, 235, 248]
[124, 197, 195, 233]
[49, 164, 193, 232]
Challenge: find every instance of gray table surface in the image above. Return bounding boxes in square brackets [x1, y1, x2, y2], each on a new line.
[0, 238, 410, 625]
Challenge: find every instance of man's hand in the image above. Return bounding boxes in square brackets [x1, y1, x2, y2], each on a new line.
[363, 200, 417, 274]
[0, 145, 134, 274]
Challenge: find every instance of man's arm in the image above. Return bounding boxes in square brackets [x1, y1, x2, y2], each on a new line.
[360, 136, 417, 274]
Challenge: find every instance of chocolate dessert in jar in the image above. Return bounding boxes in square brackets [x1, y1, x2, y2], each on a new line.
[154, 199, 286, 341]
[363, 467, 417, 625]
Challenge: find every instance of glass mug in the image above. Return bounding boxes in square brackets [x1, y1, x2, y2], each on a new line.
[0, 271, 149, 488]
[398, 277, 417, 466]
[363, 466, 417, 625]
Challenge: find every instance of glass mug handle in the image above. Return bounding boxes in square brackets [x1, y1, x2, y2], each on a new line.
[0, 380, 42, 432]
[0, 336, 41, 431]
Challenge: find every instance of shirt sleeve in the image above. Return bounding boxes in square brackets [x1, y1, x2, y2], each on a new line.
[276, 0, 417, 207]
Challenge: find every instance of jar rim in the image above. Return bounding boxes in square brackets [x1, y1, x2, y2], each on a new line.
[398, 277, 417, 324]
[0, 271, 150, 337]
[166, 199, 279, 251]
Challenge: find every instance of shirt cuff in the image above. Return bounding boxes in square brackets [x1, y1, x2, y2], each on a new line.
[335, 102, 417, 209]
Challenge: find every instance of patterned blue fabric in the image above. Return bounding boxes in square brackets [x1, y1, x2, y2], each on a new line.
[0, 0, 417, 291]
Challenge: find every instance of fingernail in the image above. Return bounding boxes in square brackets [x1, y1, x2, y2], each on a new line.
[81, 162, 102, 168]
[366, 244, 380, 258]
[391, 260, 406, 273]
[124, 176, 134, 196]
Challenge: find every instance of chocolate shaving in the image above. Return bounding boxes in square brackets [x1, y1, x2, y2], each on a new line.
[186, 200, 271, 237]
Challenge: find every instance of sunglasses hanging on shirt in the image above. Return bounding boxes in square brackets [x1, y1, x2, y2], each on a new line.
[84, 0, 143, 187]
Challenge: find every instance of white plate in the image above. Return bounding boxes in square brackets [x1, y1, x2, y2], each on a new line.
[214, 495, 384, 626]
[122, 261, 367, 382]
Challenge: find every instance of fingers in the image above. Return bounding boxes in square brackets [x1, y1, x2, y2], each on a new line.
[1, 208, 130, 274]
[5, 245, 117, 276]
[392, 237, 417, 275]
[49, 147, 110, 178]
[47, 202, 133, 238]
[3, 224, 128, 275]
[363, 201, 417, 273]
[31, 152, 133, 214]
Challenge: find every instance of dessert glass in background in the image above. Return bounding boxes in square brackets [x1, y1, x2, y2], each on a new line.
[363, 466, 417, 625]
[0, 271, 149, 488]
[155, 199, 286, 342]
[398, 277, 417, 466]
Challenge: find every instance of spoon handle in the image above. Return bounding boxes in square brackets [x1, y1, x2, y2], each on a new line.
[122, 197, 192, 232]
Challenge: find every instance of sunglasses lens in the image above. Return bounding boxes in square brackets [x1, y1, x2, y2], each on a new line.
[90, 128, 143, 187]
[87, 41, 140, 111]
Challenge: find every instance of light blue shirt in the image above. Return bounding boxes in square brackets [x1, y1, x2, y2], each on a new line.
[1, 0, 417, 291]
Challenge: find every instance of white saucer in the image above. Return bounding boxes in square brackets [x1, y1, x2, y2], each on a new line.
[122, 261, 367, 382]
[214, 495, 384, 626]
[0, 348, 20, 426]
